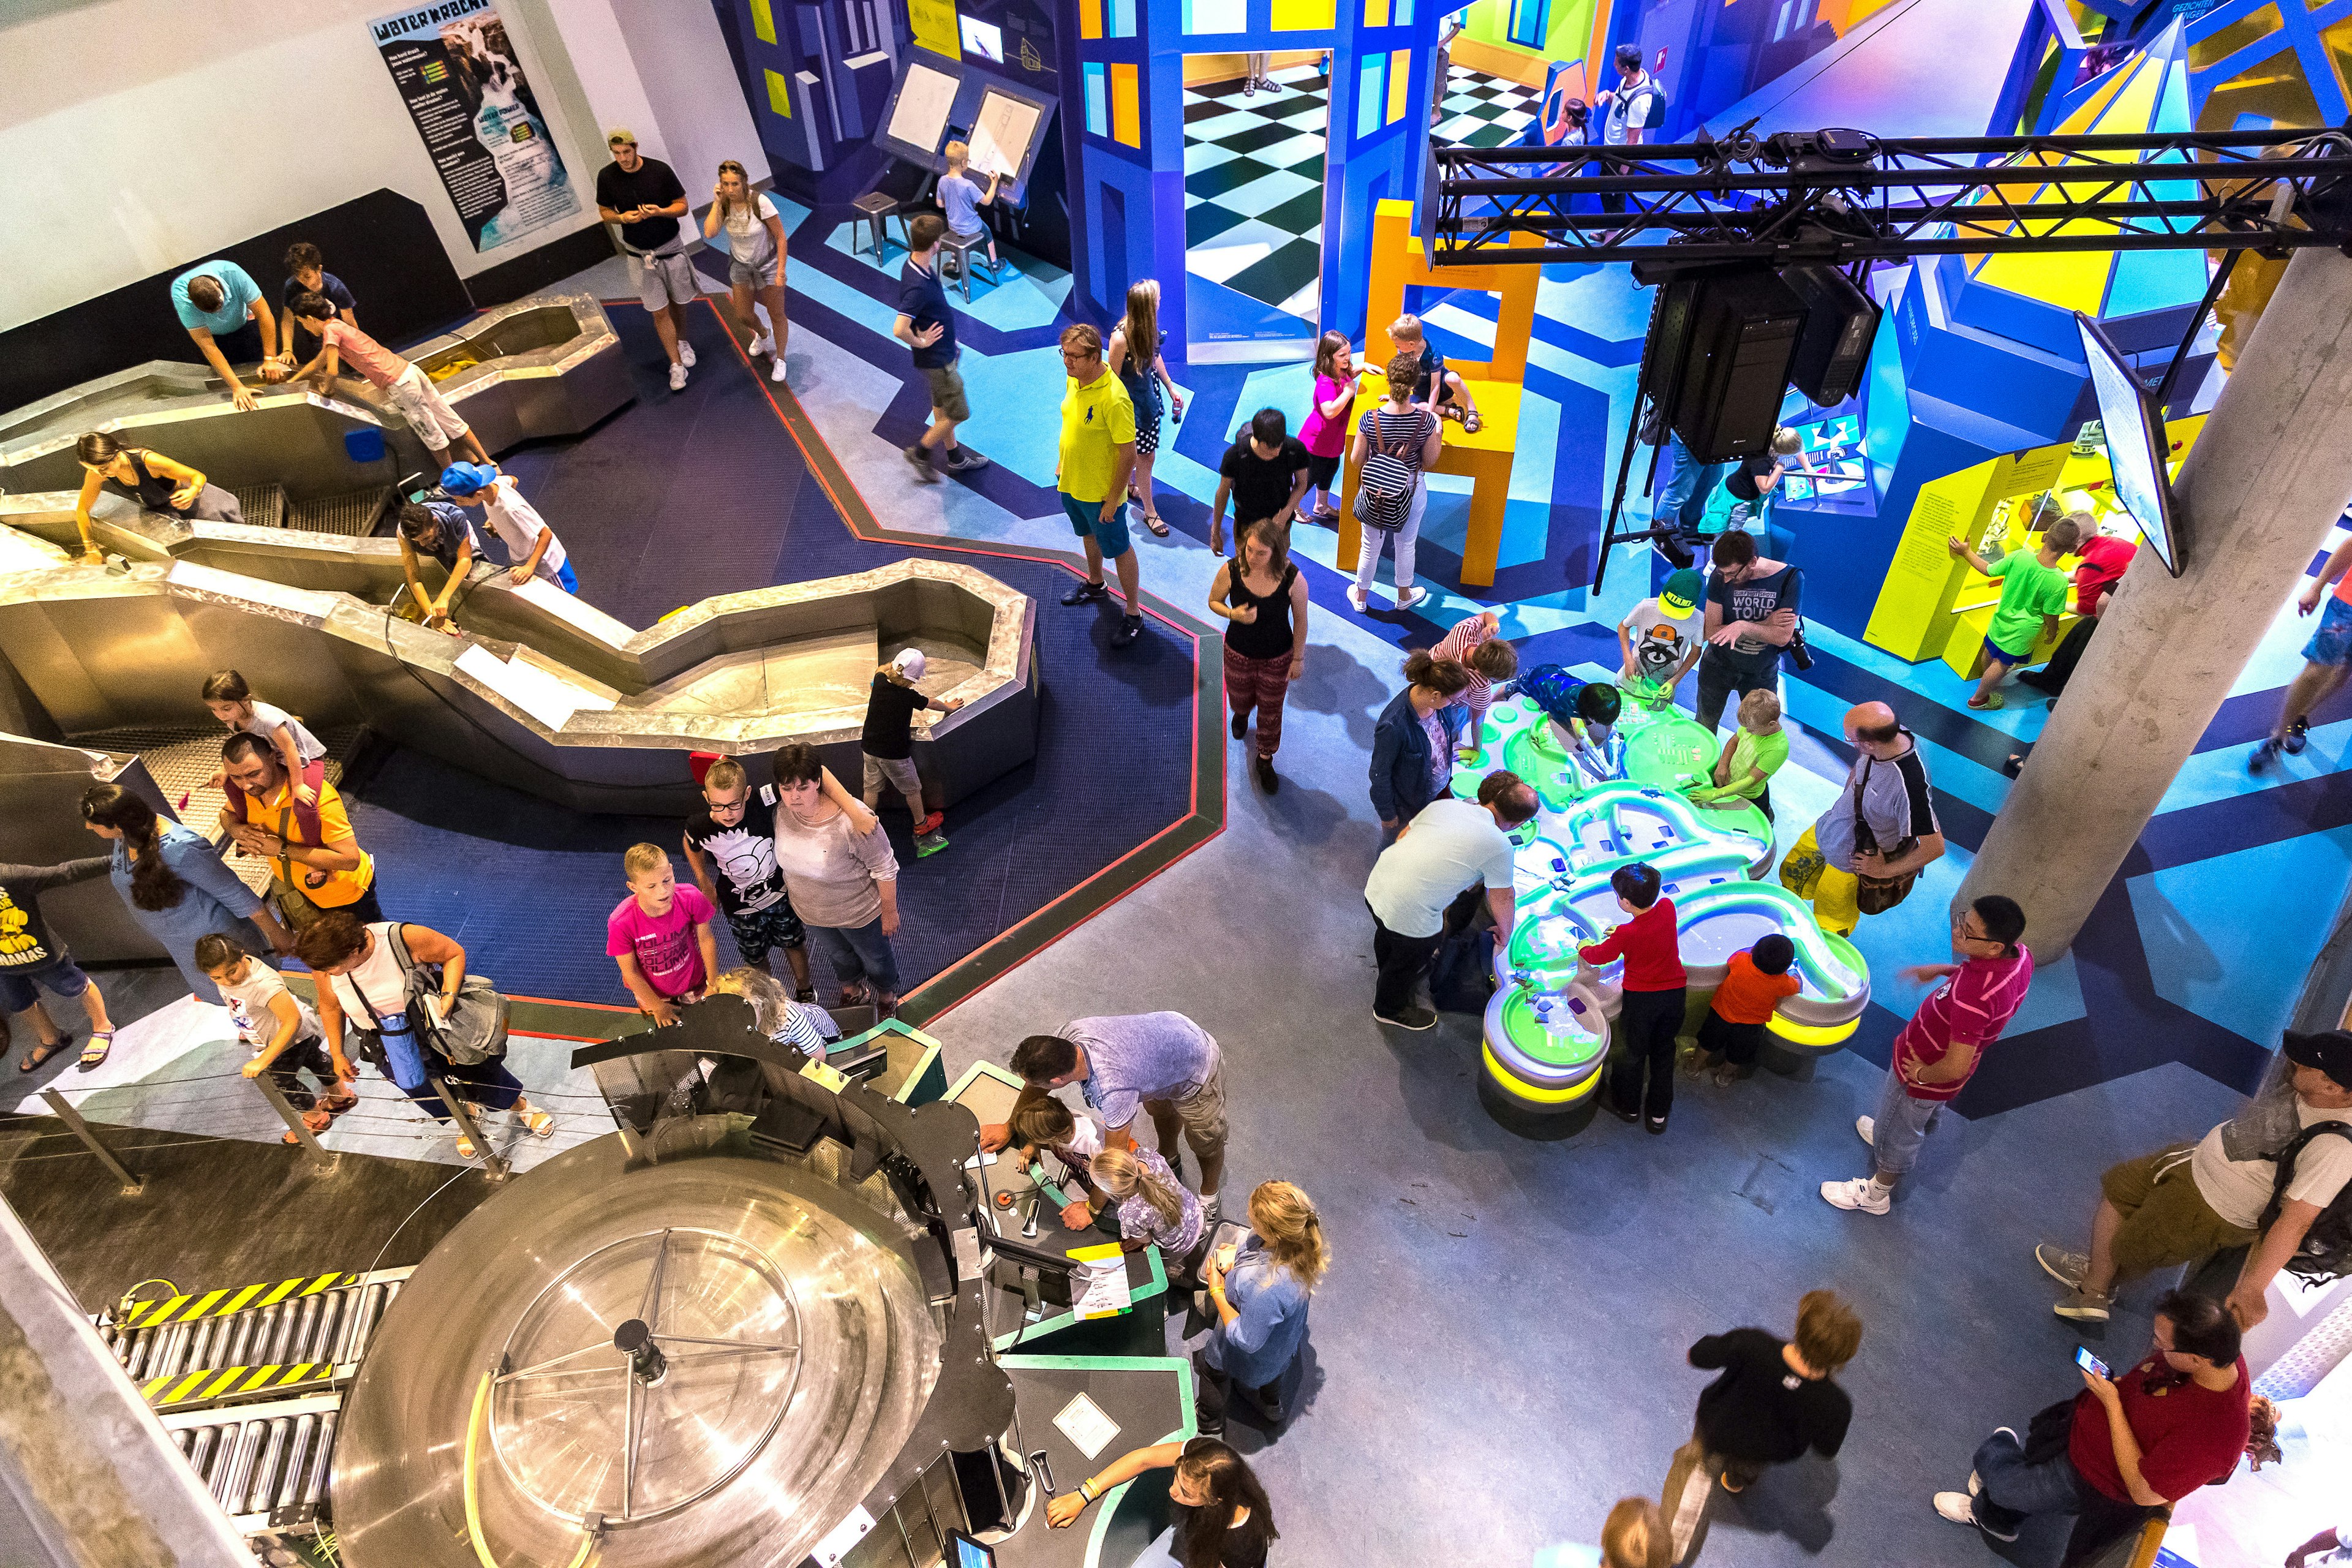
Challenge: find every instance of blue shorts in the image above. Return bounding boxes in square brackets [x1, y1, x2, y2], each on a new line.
[2303, 594, 2352, 668]
[0, 954, 91, 1016]
[1061, 492, 1132, 560]
[552, 560, 579, 594]
[1981, 635, 2030, 670]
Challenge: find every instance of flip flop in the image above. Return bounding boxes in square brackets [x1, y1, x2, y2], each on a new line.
[284, 1107, 335, 1144]
[17, 1040, 67, 1073]
[77, 1031, 113, 1071]
[320, 1091, 358, 1115]
[1141, 511, 1171, 538]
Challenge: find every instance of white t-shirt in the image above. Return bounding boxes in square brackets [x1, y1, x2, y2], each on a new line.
[1366, 797, 1517, 939]
[722, 193, 780, 245]
[219, 962, 322, 1048]
[1622, 596, 1698, 684]
[241, 700, 327, 766]
[2190, 1099, 2352, 1229]
[1604, 72, 1662, 146]
[480, 478, 569, 582]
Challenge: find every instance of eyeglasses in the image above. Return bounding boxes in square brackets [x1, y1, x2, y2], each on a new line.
[705, 798, 747, 816]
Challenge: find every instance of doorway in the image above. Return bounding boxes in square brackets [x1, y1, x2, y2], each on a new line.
[1181, 51, 1329, 357]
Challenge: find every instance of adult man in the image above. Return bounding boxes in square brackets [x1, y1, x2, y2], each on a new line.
[1209, 409, 1311, 556]
[2250, 532, 2352, 772]
[595, 128, 698, 392]
[1055, 325, 1144, 648]
[1777, 701, 1943, 937]
[1363, 772, 1535, 1030]
[1593, 44, 1664, 213]
[680, 756, 817, 1001]
[984, 1012, 1229, 1219]
[1936, 1292, 2250, 1555]
[171, 261, 288, 412]
[287, 293, 491, 471]
[893, 215, 987, 480]
[2038, 1029, 2352, 1327]
[277, 242, 358, 368]
[1820, 895, 2032, 1216]
[1695, 530, 1798, 733]
[396, 500, 481, 631]
[217, 733, 382, 928]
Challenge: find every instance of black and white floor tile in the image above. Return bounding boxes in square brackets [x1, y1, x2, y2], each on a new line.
[1433, 71, 1542, 148]
[1182, 62, 1329, 322]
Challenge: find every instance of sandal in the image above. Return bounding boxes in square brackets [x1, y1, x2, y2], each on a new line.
[1461, 409, 1484, 435]
[1141, 511, 1170, 538]
[283, 1107, 335, 1144]
[839, 982, 873, 1008]
[77, 1031, 113, 1072]
[320, 1090, 358, 1115]
[518, 1107, 555, 1139]
[794, 985, 818, 1004]
[456, 1134, 478, 1160]
[1967, 692, 2004, 710]
[17, 1039, 67, 1073]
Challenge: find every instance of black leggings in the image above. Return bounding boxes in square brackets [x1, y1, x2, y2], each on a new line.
[1610, 987, 1687, 1120]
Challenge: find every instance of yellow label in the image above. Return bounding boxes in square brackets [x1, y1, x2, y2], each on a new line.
[1068, 1242, 1125, 1264]
[910, 0, 962, 59]
[800, 1059, 849, 1093]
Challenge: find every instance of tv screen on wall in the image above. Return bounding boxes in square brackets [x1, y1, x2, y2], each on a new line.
[959, 15, 1004, 64]
[2075, 311, 2183, 577]
[959, 0, 1055, 83]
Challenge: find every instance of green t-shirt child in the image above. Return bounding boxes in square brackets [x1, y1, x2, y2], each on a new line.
[1692, 725, 1789, 804]
[1985, 552, 2070, 657]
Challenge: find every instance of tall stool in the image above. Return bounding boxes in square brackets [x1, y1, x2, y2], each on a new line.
[852, 190, 902, 262]
[938, 230, 1002, 300]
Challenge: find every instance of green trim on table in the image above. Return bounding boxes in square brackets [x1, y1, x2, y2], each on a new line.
[991, 1244, 1167, 1352]
[995, 1356, 1195, 1568]
[830, 1017, 947, 1104]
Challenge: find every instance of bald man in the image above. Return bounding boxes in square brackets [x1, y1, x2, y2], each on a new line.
[1776, 702, 1945, 935]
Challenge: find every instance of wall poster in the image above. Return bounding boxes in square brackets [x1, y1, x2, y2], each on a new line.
[369, 2, 581, 252]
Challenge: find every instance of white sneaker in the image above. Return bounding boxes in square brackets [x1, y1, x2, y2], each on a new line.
[1968, 1471, 1981, 1496]
[1394, 586, 1430, 612]
[669, 360, 689, 392]
[1855, 1114, 1875, 1148]
[753, 332, 774, 357]
[770, 356, 789, 383]
[1820, 1177, 1890, 1215]
[679, 341, 698, 369]
[1933, 1493, 1980, 1528]
[1346, 586, 1369, 613]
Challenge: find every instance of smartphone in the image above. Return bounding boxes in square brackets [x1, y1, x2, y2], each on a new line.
[2074, 1346, 2108, 1378]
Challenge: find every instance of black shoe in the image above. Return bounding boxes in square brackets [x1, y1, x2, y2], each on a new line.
[2015, 669, 2055, 693]
[903, 443, 938, 483]
[1251, 1382, 1286, 1422]
[1112, 614, 1144, 647]
[1609, 1102, 1641, 1125]
[943, 447, 991, 474]
[1646, 1114, 1669, 1136]
[1254, 755, 1279, 793]
[1231, 710, 1248, 740]
[1374, 1005, 1438, 1031]
[1061, 578, 1109, 606]
[2284, 717, 2312, 755]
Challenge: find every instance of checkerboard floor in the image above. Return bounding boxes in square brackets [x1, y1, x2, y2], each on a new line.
[1433, 71, 1542, 148]
[1182, 62, 1329, 322]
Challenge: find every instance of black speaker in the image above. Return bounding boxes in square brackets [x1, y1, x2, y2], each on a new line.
[1782, 263, 1881, 405]
[1668, 269, 1806, 462]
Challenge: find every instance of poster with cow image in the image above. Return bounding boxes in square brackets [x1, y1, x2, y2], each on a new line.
[370, 1, 580, 252]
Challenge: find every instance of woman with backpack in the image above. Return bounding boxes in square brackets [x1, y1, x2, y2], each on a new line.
[1347, 349, 1445, 614]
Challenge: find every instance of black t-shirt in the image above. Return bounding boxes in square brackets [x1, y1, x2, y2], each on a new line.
[1219, 435, 1312, 523]
[862, 674, 939, 761]
[1706, 562, 1800, 668]
[1690, 1329, 1852, 1464]
[1725, 457, 1776, 503]
[281, 272, 357, 344]
[895, 260, 956, 369]
[596, 158, 688, 252]
[682, 788, 788, 916]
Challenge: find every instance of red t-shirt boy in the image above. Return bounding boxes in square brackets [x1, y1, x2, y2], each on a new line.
[1580, 861, 1687, 1131]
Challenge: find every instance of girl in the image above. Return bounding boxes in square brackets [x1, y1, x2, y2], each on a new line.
[1197, 1180, 1329, 1433]
[702, 160, 790, 382]
[1296, 331, 1355, 523]
[1009, 1094, 1109, 1228]
[81, 784, 295, 1020]
[1430, 608, 1520, 752]
[1208, 516, 1309, 793]
[1347, 349, 1444, 614]
[202, 669, 325, 812]
[1107, 279, 1183, 537]
[1088, 1144, 1205, 1268]
[1047, 1436, 1277, 1568]
[198, 932, 355, 1142]
[70, 431, 244, 563]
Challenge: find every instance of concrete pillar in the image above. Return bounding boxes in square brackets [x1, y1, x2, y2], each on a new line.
[1955, 247, 2352, 959]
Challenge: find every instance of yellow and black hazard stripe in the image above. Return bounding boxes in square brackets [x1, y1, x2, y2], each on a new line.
[115, 1272, 347, 1330]
[144, 1361, 339, 1408]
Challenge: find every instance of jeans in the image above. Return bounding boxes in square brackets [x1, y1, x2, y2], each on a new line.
[1694, 647, 1779, 733]
[1869, 1060, 1946, 1176]
[1970, 1427, 2098, 1537]
[1609, 987, 1688, 1119]
[1658, 439, 1730, 532]
[403, 1056, 524, 1123]
[809, 916, 900, 997]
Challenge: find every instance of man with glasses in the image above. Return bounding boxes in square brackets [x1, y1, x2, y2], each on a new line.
[1821, 894, 2032, 1216]
[1055, 324, 1144, 648]
[595, 127, 698, 392]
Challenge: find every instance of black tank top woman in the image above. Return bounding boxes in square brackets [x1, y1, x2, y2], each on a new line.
[1223, 560, 1297, 660]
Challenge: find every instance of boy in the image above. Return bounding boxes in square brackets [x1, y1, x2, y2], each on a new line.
[438, 462, 576, 593]
[396, 500, 481, 630]
[1514, 665, 1620, 774]
[1688, 688, 1789, 818]
[278, 241, 358, 367]
[1618, 568, 1705, 698]
[199, 933, 353, 1140]
[1579, 861, 1687, 1133]
[893, 214, 988, 480]
[1388, 314, 1482, 432]
[862, 648, 967, 854]
[1690, 932, 1800, 1087]
[1010, 1095, 1113, 1231]
[935, 141, 1001, 271]
[1209, 409, 1313, 557]
[2251, 532, 2352, 772]
[608, 845, 719, 1028]
[1947, 516, 2079, 710]
[287, 294, 491, 472]
[2, 855, 117, 1072]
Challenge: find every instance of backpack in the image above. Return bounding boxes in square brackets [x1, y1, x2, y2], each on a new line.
[2258, 1121, 2352, 1284]
[1354, 410, 1433, 532]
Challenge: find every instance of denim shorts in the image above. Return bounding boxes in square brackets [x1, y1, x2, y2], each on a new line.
[2303, 594, 2352, 668]
[1062, 491, 1133, 559]
[0, 954, 91, 1016]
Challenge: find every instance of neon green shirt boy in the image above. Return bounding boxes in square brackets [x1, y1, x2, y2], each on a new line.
[1985, 553, 2069, 656]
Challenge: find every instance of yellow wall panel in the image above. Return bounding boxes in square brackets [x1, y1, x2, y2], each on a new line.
[764, 68, 792, 117]
[1272, 0, 1338, 26]
[1080, 0, 1105, 40]
[1386, 48, 1411, 121]
[750, 0, 775, 44]
[1112, 62, 1142, 146]
[1365, 0, 1390, 27]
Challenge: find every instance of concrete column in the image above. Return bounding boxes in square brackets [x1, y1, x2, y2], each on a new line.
[1955, 247, 2352, 959]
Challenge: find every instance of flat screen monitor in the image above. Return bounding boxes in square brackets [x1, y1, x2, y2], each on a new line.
[948, 1530, 997, 1568]
[960, 15, 1005, 64]
[2075, 311, 2183, 576]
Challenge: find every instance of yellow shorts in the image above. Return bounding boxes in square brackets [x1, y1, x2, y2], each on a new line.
[1777, 826, 1859, 937]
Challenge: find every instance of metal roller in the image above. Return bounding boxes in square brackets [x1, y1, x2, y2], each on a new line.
[288, 1296, 323, 1363]
[221, 1312, 256, 1370]
[186, 1427, 216, 1477]
[347, 1284, 385, 1363]
[263, 1302, 297, 1366]
[248, 1419, 292, 1515]
[123, 1329, 151, 1379]
[320, 1290, 354, 1364]
[187, 1319, 222, 1374]
[146, 1324, 179, 1379]
[217, 1420, 264, 1506]
[277, 1414, 317, 1512]
[299, 1413, 335, 1507]
[173, 1428, 196, 1458]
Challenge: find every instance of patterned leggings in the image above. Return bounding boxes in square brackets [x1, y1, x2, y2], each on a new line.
[1224, 646, 1293, 758]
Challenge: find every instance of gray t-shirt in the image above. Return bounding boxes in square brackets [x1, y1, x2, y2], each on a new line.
[770, 805, 899, 929]
[1365, 798, 1516, 938]
[1812, 736, 1937, 872]
[1069, 1012, 1219, 1131]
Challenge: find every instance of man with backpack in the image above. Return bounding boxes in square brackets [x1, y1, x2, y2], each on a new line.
[1593, 43, 1665, 214]
[2038, 1029, 2352, 1329]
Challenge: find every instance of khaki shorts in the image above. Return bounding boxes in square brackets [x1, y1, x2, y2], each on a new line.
[384, 363, 471, 448]
[862, 752, 924, 812]
[1144, 1065, 1227, 1158]
[635, 248, 701, 309]
[2101, 1144, 2259, 1282]
[924, 361, 970, 423]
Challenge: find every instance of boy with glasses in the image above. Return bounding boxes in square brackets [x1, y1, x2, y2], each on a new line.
[682, 756, 876, 1003]
[1055, 324, 1144, 647]
[1822, 894, 2032, 1215]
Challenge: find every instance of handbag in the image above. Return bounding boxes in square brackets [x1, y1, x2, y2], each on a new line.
[382, 923, 510, 1067]
[336, 954, 431, 1094]
[1783, 568, 1816, 671]
[1851, 756, 1919, 915]
[1353, 411, 1431, 533]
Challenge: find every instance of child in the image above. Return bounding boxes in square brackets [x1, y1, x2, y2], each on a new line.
[1089, 1145, 1207, 1272]
[1947, 516, 2079, 710]
[1010, 1093, 1109, 1229]
[1297, 332, 1357, 523]
[1578, 861, 1687, 1134]
[438, 462, 577, 593]
[1691, 932, 1800, 1087]
[1618, 569, 1705, 698]
[2, 854, 117, 1072]
[278, 241, 358, 367]
[1431, 609, 1519, 758]
[286, 293, 491, 471]
[607, 845, 718, 1028]
[936, 141, 1001, 271]
[1513, 665, 1621, 772]
[862, 649, 966, 855]
[198, 932, 353, 1141]
[705, 964, 839, 1050]
[202, 669, 326, 811]
[1688, 688, 1789, 819]
[1388, 314, 1482, 432]
[396, 500, 480, 631]
[682, 756, 878, 1002]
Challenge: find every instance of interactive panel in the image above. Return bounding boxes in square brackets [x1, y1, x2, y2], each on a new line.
[881, 57, 962, 163]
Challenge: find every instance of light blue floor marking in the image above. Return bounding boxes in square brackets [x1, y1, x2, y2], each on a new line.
[817, 219, 1073, 331]
[2128, 825, 2352, 1047]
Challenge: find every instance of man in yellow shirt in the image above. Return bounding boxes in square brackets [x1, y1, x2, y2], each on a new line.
[1055, 323, 1144, 648]
[218, 733, 384, 927]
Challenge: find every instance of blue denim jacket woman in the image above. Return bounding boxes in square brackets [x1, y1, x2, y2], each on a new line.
[1197, 1181, 1330, 1435]
[1368, 649, 1473, 832]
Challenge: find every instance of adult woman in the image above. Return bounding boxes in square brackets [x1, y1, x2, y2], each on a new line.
[1047, 1436, 1277, 1568]
[701, 159, 789, 382]
[1107, 279, 1182, 537]
[70, 432, 244, 563]
[1347, 349, 1443, 614]
[1368, 650, 1472, 836]
[297, 912, 553, 1159]
[80, 785, 293, 1015]
[1295, 331, 1355, 522]
[768, 744, 903, 1016]
[1695, 530, 1800, 734]
[1196, 1180, 1329, 1433]
[1209, 516, 1308, 794]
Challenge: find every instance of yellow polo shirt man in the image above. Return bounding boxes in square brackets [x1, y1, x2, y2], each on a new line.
[219, 736, 383, 925]
[1055, 323, 1143, 647]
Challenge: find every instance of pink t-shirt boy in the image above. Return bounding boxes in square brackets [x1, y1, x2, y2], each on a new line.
[607, 845, 718, 1024]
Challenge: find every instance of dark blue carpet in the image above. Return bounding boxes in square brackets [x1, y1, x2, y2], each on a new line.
[344, 306, 1199, 1008]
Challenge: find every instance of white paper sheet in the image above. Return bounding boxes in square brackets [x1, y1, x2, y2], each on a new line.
[888, 61, 960, 154]
[967, 89, 1041, 181]
[1053, 1391, 1121, 1460]
[1071, 1256, 1131, 1321]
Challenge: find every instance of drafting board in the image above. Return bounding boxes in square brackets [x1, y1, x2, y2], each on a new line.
[966, 89, 1044, 182]
[886, 59, 961, 155]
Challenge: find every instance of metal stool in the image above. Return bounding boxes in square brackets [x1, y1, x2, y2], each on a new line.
[938, 230, 1002, 300]
[852, 190, 902, 262]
